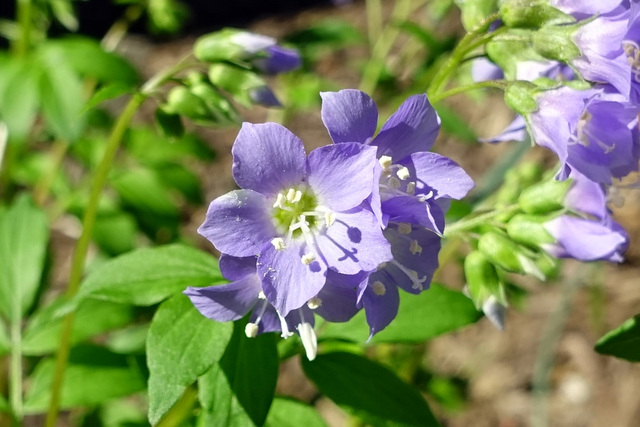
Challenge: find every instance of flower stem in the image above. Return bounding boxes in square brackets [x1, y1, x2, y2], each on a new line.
[9, 315, 22, 423]
[13, 0, 32, 56]
[429, 79, 506, 104]
[427, 13, 501, 97]
[443, 205, 519, 237]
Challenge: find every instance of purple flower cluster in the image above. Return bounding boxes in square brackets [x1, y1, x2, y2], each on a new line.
[185, 90, 473, 358]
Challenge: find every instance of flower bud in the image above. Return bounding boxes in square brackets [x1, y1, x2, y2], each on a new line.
[518, 178, 571, 214]
[499, 0, 574, 29]
[532, 24, 581, 63]
[208, 64, 272, 107]
[478, 231, 545, 280]
[504, 81, 539, 115]
[166, 86, 211, 122]
[506, 214, 554, 249]
[464, 251, 504, 308]
[189, 83, 239, 125]
[194, 28, 262, 63]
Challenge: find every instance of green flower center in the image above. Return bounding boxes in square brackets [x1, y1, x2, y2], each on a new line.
[271, 186, 319, 238]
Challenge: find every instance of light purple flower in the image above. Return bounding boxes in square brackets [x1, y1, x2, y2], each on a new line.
[185, 255, 360, 360]
[230, 31, 301, 75]
[543, 171, 629, 262]
[198, 122, 392, 317]
[320, 89, 475, 336]
[551, 0, 626, 20]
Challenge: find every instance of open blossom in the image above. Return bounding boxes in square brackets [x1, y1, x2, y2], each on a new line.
[184, 255, 360, 360]
[543, 171, 629, 262]
[197, 121, 391, 318]
[320, 90, 474, 335]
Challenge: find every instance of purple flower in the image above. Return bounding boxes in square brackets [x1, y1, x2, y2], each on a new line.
[230, 31, 301, 75]
[197, 122, 392, 317]
[185, 255, 360, 360]
[551, 0, 626, 20]
[529, 85, 640, 184]
[543, 171, 628, 262]
[320, 90, 474, 336]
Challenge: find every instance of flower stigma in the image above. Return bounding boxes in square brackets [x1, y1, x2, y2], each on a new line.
[271, 186, 320, 237]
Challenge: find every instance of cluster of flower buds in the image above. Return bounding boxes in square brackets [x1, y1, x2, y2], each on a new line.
[157, 29, 301, 137]
[184, 90, 474, 360]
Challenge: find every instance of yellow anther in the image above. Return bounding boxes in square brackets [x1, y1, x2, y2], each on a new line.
[406, 181, 416, 195]
[245, 323, 259, 338]
[410, 240, 422, 255]
[397, 166, 410, 180]
[379, 155, 393, 169]
[271, 237, 286, 251]
[398, 223, 412, 234]
[301, 253, 316, 265]
[307, 297, 322, 309]
[372, 281, 386, 296]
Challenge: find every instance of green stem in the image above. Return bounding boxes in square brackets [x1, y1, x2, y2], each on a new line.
[359, 0, 413, 94]
[13, 0, 32, 56]
[9, 317, 22, 423]
[45, 55, 195, 427]
[429, 79, 506, 104]
[365, 0, 383, 53]
[443, 205, 519, 237]
[156, 386, 199, 427]
[427, 12, 501, 97]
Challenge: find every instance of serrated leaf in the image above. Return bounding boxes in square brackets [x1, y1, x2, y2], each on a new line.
[22, 298, 134, 355]
[38, 46, 86, 141]
[0, 194, 49, 320]
[321, 285, 481, 343]
[302, 352, 440, 426]
[198, 319, 279, 427]
[77, 244, 224, 306]
[147, 294, 233, 424]
[23, 345, 146, 413]
[595, 314, 640, 362]
[264, 397, 327, 427]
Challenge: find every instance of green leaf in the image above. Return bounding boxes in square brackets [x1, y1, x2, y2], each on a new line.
[0, 58, 41, 141]
[302, 352, 440, 426]
[595, 314, 640, 362]
[77, 244, 224, 306]
[22, 298, 134, 355]
[0, 322, 9, 356]
[155, 163, 203, 204]
[105, 323, 149, 355]
[264, 397, 327, 427]
[322, 285, 481, 343]
[155, 106, 185, 140]
[85, 83, 134, 111]
[93, 212, 138, 256]
[125, 127, 216, 164]
[199, 319, 279, 427]
[110, 168, 180, 217]
[0, 393, 8, 413]
[46, 38, 139, 85]
[38, 46, 86, 141]
[147, 294, 233, 424]
[0, 194, 49, 320]
[49, 0, 78, 31]
[23, 345, 146, 413]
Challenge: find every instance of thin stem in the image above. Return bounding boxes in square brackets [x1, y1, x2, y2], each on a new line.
[13, 0, 32, 56]
[429, 79, 506, 104]
[45, 54, 195, 427]
[101, 5, 144, 51]
[155, 386, 199, 427]
[427, 12, 501, 97]
[365, 0, 383, 53]
[359, 0, 413, 94]
[33, 140, 70, 206]
[9, 316, 22, 423]
[443, 205, 519, 237]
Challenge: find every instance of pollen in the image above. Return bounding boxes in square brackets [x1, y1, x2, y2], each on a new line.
[301, 253, 316, 265]
[379, 155, 393, 169]
[410, 240, 422, 255]
[372, 281, 386, 296]
[258, 291, 266, 300]
[271, 237, 286, 251]
[245, 322, 259, 338]
[307, 297, 322, 309]
[388, 177, 401, 189]
[398, 223, 412, 234]
[396, 166, 410, 180]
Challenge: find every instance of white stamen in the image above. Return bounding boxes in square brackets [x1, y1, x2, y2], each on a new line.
[418, 190, 434, 202]
[372, 281, 386, 296]
[325, 211, 336, 227]
[406, 181, 416, 195]
[298, 322, 318, 361]
[409, 270, 425, 290]
[301, 253, 316, 265]
[271, 237, 286, 251]
[410, 240, 422, 255]
[307, 297, 322, 309]
[286, 188, 297, 202]
[292, 190, 303, 203]
[398, 223, 412, 234]
[379, 155, 393, 169]
[277, 311, 294, 338]
[388, 177, 401, 189]
[397, 166, 410, 180]
[245, 322, 259, 338]
[273, 192, 285, 208]
[258, 291, 266, 300]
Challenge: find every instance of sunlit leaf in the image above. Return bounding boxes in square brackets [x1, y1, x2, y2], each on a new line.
[595, 314, 640, 362]
[264, 397, 327, 427]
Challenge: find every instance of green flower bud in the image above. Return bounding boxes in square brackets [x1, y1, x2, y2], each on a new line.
[504, 81, 539, 115]
[190, 83, 239, 125]
[499, 0, 575, 29]
[478, 231, 545, 280]
[209, 64, 268, 107]
[166, 86, 211, 121]
[518, 178, 572, 214]
[506, 214, 555, 249]
[464, 251, 504, 308]
[532, 24, 581, 63]
[534, 251, 559, 279]
[194, 29, 250, 63]
[458, 0, 499, 31]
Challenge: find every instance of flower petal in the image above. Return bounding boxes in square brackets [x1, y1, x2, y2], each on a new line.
[232, 122, 306, 196]
[381, 196, 445, 235]
[219, 255, 257, 281]
[320, 89, 378, 144]
[313, 271, 361, 322]
[409, 152, 475, 200]
[315, 206, 392, 275]
[250, 303, 281, 334]
[372, 94, 440, 161]
[184, 275, 261, 322]
[258, 240, 327, 316]
[198, 190, 276, 257]
[362, 275, 399, 338]
[384, 225, 441, 283]
[307, 142, 379, 211]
